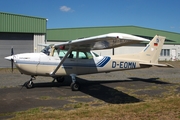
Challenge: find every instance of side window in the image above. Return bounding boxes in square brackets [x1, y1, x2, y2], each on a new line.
[78, 51, 93, 59]
[53, 50, 77, 59]
[86, 52, 93, 59]
[59, 50, 68, 58]
[68, 51, 77, 58]
[78, 52, 87, 59]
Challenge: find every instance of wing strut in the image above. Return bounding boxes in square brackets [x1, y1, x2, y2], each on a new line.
[50, 46, 72, 76]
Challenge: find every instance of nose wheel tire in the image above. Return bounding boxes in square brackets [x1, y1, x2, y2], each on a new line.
[25, 81, 34, 89]
[70, 82, 80, 91]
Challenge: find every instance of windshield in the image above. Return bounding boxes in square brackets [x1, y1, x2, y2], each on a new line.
[41, 46, 50, 55]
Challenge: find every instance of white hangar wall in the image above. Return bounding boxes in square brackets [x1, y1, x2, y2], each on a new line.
[160, 45, 180, 61]
[34, 34, 45, 53]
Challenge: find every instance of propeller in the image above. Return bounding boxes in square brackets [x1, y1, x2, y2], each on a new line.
[11, 47, 14, 72]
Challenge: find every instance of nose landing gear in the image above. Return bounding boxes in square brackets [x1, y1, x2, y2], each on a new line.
[23, 76, 36, 89]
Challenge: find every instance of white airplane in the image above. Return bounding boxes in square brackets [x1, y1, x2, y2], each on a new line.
[5, 33, 173, 91]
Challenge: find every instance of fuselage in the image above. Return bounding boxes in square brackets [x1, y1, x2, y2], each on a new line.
[9, 51, 142, 77]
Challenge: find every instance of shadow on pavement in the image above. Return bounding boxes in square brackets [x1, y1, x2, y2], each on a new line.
[30, 77, 141, 104]
[79, 81, 140, 104]
[26, 76, 170, 104]
[128, 77, 170, 84]
[31, 77, 170, 89]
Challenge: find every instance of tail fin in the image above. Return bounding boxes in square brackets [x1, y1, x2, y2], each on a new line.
[139, 35, 165, 64]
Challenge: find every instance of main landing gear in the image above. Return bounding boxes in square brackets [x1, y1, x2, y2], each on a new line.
[23, 76, 35, 89]
[55, 74, 81, 91]
[23, 75, 80, 91]
[70, 74, 80, 91]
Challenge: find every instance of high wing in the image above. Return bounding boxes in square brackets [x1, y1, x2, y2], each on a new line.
[53, 33, 150, 50]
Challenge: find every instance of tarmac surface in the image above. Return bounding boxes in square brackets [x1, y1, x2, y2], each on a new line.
[0, 62, 180, 119]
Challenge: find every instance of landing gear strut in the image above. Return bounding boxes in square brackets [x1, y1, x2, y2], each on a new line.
[70, 74, 80, 91]
[24, 76, 35, 89]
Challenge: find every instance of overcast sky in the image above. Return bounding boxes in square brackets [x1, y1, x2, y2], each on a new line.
[0, 0, 180, 33]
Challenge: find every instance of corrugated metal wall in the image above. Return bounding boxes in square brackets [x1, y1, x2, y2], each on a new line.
[0, 12, 46, 33]
[34, 34, 45, 52]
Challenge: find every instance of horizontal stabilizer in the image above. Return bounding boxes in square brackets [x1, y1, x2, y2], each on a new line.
[139, 62, 174, 68]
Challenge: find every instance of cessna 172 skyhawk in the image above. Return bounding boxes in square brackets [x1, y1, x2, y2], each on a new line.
[5, 33, 173, 91]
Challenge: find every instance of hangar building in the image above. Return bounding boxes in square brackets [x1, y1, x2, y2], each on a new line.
[0, 12, 46, 67]
[1, 11, 180, 68]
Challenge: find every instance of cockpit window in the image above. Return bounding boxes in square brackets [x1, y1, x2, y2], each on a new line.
[68, 51, 77, 58]
[58, 50, 68, 58]
[52, 49, 94, 59]
[54, 49, 77, 59]
[41, 46, 50, 55]
[78, 51, 93, 59]
[53, 50, 59, 57]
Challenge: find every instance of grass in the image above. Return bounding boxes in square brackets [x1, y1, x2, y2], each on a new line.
[64, 102, 89, 109]
[0, 68, 19, 74]
[8, 95, 180, 120]
[39, 96, 51, 100]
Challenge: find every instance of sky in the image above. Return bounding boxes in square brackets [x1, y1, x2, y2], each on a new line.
[0, 0, 180, 33]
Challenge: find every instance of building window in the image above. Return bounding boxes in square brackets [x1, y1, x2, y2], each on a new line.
[160, 49, 170, 56]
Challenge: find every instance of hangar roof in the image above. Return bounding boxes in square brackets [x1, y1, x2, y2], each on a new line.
[47, 26, 180, 44]
[0, 12, 46, 33]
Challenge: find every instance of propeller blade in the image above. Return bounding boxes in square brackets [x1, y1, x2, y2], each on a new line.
[11, 47, 14, 72]
[11, 59, 14, 72]
[11, 47, 14, 56]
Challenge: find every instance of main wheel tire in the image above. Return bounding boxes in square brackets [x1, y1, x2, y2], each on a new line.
[56, 77, 65, 83]
[70, 82, 80, 91]
[25, 81, 34, 89]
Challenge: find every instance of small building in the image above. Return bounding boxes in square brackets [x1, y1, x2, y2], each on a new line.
[0, 12, 47, 67]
